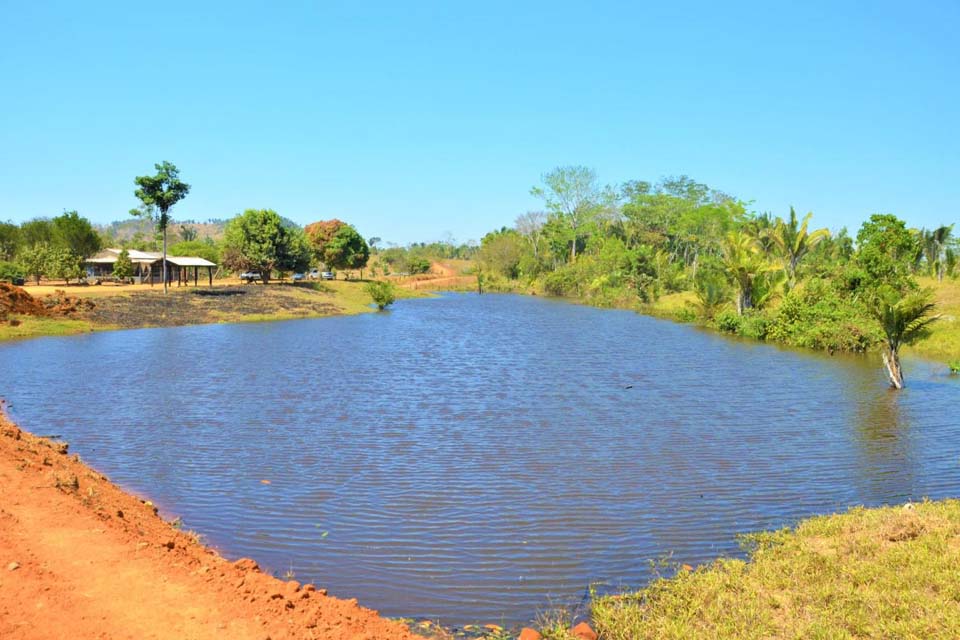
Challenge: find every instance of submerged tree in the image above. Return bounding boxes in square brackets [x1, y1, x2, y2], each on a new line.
[133, 161, 191, 294]
[365, 280, 397, 310]
[870, 287, 939, 389]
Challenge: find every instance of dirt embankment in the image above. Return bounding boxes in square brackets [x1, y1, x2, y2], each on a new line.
[0, 406, 425, 640]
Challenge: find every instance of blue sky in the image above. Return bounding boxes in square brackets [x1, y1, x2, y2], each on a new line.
[1, 1, 957, 244]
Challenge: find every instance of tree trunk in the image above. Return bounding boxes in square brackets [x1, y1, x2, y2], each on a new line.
[162, 226, 168, 294]
[882, 347, 904, 389]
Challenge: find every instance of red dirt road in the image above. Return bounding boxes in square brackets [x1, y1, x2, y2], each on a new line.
[0, 407, 426, 640]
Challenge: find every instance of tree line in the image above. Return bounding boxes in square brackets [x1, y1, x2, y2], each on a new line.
[477, 166, 948, 388]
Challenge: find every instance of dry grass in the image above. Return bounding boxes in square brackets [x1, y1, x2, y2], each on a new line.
[591, 500, 960, 639]
[906, 277, 960, 362]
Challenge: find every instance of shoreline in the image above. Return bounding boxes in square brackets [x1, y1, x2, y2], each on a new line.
[0, 404, 428, 640]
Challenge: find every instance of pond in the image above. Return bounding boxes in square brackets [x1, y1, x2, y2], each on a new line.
[1, 293, 958, 627]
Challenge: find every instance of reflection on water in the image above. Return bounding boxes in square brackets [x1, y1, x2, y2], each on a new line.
[855, 390, 914, 502]
[0, 293, 958, 626]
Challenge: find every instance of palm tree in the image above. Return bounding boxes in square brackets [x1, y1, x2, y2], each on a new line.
[769, 207, 830, 290]
[870, 287, 939, 389]
[720, 230, 777, 315]
[923, 225, 953, 281]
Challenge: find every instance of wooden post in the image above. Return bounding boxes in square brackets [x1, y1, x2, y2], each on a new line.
[194, 266, 198, 286]
[208, 267, 213, 287]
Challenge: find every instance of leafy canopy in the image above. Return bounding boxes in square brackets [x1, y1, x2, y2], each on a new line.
[133, 161, 191, 229]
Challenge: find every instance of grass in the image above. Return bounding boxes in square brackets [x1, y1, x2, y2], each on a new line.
[590, 500, 960, 639]
[643, 290, 697, 320]
[0, 315, 95, 341]
[905, 276, 960, 362]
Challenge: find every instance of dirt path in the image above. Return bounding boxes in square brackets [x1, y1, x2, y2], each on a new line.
[395, 263, 476, 291]
[0, 406, 426, 640]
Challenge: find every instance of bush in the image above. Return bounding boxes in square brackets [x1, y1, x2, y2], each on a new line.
[714, 309, 742, 333]
[739, 311, 771, 340]
[674, 306, 697, 323]
[0, 261, 24, 283]
[541, 265, 580, 296]
[766, 278, 881, 352]
[365, 280, 397, 310]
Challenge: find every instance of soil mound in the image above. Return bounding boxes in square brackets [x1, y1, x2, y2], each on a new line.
[0, 284, 95, 322]
[0, 283, 46, 320]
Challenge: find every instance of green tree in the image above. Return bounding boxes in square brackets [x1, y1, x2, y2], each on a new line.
[51, 210, 101, 258]
[47, 248, 85, 285]
[531, 166, 610, 263]
[921, 225, 953, 281]
[133, 161, 191, 293]
[720, 231, 777, 315]
[870, 287, 939, 389]
[113, 249, 134, 282]
[169, 239, 221, 265]
[323, 224, 370, 272]
[179, 224, 198, 242]
[855, 214, 916, 292]
[0, 222, 19, 261]
[769, 208, 830, 290]
[19, 218, 54, 247]
[222, 209, 310, 283]
[365, 280, 397, 310]
[478, 228, 525, 279]
[18, 243, 50, 284]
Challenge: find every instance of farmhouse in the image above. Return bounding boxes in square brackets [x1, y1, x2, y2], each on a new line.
[85, 248, 217, 286]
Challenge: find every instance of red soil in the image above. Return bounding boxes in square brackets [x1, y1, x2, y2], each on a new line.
[0, 407, 426, 640]
[0, 283, 94, 322]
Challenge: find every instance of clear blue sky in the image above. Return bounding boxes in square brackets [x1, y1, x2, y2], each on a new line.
[1, 1, 957, 244]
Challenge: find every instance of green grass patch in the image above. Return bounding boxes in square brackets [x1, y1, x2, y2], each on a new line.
[0, 315, 95, 341]
[591, 500, 960, 639]
[907, 277, 960, 362]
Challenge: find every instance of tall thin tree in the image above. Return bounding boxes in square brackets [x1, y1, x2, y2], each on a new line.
[133, 162, 191, 293]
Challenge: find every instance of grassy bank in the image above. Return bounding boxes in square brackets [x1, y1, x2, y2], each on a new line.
[582, 500, 960, 639]
[0, 280, 427, 342]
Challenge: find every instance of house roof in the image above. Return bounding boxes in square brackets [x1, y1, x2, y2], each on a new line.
[85, 249, 216, 267]
[166, 256, 217, 267]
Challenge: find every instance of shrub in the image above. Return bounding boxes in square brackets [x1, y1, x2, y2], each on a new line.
[541, 265, 580, 297]
[0, 261, 23, 283]
[714, 309, 742, 333]
[739, 311, 771, 340]
[365, 280, 397, 310]
[674, 306, 697, 323]
[766, 278, 881, 352]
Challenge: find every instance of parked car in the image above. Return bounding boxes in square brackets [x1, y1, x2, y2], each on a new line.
[307, 269, 321, 280]
[321, 271, 335, 280]
[240, 271, 262, 283]
[292, 273, 305, 281]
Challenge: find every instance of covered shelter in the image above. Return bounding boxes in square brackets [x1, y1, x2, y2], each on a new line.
[84, 249, 217, 286]
[166, 255, 217, 286]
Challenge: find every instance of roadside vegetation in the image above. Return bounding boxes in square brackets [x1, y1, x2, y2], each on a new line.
[474, 166, 955, 386]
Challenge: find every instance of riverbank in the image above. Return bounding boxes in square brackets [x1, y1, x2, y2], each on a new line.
[0, 406, 427, 640]
[0, 280, 427, 342]
[584, 499, 960, 639]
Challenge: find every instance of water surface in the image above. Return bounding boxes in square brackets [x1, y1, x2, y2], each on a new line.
[1, 293, 957, 626]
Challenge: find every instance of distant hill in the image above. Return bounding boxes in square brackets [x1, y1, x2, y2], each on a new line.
[97, 218, 227, 245]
